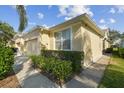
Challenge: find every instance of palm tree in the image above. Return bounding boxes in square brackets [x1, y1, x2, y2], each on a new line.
[0, 5, 28, 44]
[16, 5, 28, 32]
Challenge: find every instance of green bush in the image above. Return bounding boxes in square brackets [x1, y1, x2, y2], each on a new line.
[41, 50, 84, 73]
[104, 48, 113, 53]
[30, 55, 72, 83]
[0, 42, 14, 79]
[119, 48, 124, 58]
[52, 59, 72, 81]
[30, 55, 46, 69]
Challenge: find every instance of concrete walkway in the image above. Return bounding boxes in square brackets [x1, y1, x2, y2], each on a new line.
[13, 54, 110, 88]
[63, 54, 111, 88]
[13, 56, 59, 88]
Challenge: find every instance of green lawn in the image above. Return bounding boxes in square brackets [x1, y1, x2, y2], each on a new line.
[99, 53, 124, 88]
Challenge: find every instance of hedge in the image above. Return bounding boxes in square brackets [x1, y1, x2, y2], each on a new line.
[0, 42, 14, 79]
[104, 48, 113, 53]
[41, 50, 84, 73]
[30, 55, 72, 85]
[119, 48, 124, 58]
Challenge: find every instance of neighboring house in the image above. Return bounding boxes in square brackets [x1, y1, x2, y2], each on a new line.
[14, 13, 109, 67]
[120, 39, 124, 47]
[13, 32, 26, 55]
[102, 29, 111, 50]
[112, 38, 124, 47]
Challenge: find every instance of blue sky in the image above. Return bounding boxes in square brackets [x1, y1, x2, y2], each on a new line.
[0, 5, 124, 33]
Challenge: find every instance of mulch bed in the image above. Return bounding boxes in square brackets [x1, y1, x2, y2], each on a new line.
[37, 68, 75, 86]
[35, 66, 81, 86]
[0, 70, 21, 88]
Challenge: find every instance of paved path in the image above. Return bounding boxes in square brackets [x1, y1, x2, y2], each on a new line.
[63, 55, 111, 88]
[13, 54, 110, 88]
[13, 56, 59, 88]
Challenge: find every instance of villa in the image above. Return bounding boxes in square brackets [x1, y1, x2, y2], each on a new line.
[14, 13, 110, 67]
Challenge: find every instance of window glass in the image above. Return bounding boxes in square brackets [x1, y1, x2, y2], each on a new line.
[55, 28, 71, 50]
[62, 29, 71, 49]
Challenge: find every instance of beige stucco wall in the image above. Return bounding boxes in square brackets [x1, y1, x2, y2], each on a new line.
[49, 22, 103, 66]
[81, 23, 103, 64]
[72, 23, 83, 51]
[41, 31, 50, 49]
[104, 40, 110, 49]
[14, 38, 24, 52]
[15, 21, 103, 66]
[49, 22, 83, 51]
[49, 32, 54, 50]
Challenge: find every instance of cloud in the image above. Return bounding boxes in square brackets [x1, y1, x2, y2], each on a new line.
[64, 17, 72, 20]
[108, 6, 124, 14]
[109, 18, 116, 23]
[99, 19, 105, 23]
[111, 5, 124, 13]
[57, 5, 93, 20]
[28, 22, 36, 25]
[99, 25, 108, 29]
[11, 5, 16, 9]
[115, 5, 124, 13]
[48, 5, 52, 9]
[42, 24, 49, 28]
[37, 13, 44, 19]
[109, 8, 116, 14]
[42, 24, 55, 29]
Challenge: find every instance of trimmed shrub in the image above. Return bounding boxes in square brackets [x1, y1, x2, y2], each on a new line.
[0, 42, 14, 79]
[30, 55, 72, 85]
[104, 48, 113, 53]
[30, 55, 46, 69]
[52, 59, 72, 81]
[119, 48, 124, 58]
[41, 50, 84, 73]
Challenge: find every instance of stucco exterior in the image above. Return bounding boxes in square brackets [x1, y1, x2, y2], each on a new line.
[48, 19, 103, 66]
[120, 39, 124, 47]
[103, 29, 111, 50]
[14, 14, 108, 67]
[81, 23, 103, 65]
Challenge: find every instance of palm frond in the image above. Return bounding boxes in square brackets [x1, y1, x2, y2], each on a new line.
[16, 5, 28, 32]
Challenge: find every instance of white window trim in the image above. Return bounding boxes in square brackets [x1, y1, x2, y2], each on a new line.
[54, 26, 72, 51]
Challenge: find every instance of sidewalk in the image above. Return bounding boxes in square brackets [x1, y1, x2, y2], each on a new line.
[63, 55, 111, 88]
[13, 54, 110, 88]
[13, 56, 59, 88]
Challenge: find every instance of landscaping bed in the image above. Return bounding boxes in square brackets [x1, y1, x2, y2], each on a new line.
[0, 69, 20, 88]
[30, 50, 84, 87]
[0, 41, 20, 88]
[36, 65, 74, 86]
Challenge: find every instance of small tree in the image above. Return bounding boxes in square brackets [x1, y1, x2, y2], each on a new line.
[0, 22, 15, 42]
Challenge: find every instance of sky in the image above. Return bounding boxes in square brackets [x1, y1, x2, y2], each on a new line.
[0, 5, 124, 33]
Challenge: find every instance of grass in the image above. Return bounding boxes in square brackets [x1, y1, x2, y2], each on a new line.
[99, 51, 124, 88]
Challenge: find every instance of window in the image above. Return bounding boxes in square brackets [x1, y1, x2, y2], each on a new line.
[55, 28, 71, 50]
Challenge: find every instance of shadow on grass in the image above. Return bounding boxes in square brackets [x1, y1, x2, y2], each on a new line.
[98, 56, 124, 88]
[98, 69, 124, 88]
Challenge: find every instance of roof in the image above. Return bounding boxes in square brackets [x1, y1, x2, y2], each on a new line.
[22, 26, 49, 37]
[50, 13, 104, 37]
[14, 14, 104, 38]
